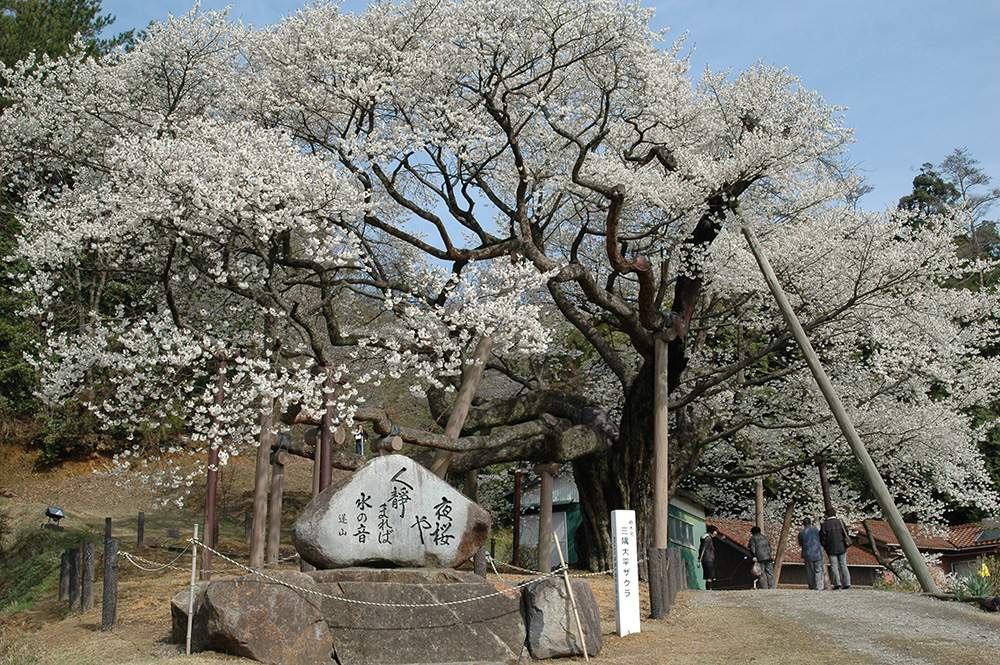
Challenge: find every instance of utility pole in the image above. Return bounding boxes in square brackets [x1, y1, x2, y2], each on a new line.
[741, 222, 939, 594]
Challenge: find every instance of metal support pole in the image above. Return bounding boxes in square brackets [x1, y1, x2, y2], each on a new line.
[741, 222, 939, 594]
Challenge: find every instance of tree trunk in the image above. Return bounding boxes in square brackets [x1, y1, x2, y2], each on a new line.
[577, 360, 657, 573]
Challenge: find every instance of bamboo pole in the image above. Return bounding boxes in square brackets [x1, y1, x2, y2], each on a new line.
[741, 222, 939, 594]
[186, 524, 198, 655]
[554, 534, 589, 663]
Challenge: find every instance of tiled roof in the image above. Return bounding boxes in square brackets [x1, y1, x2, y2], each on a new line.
[948, 522, 1000, 548]
[863, 520, 957, 551]
[708, 517, 879, 567]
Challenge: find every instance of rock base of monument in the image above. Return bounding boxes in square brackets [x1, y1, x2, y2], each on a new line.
[174, 568, 527, 665]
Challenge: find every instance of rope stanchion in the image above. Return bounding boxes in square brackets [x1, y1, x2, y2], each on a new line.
[189, 537, 562, 609]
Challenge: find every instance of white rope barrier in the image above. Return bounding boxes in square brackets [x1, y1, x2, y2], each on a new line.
[189, 537, 564, 609]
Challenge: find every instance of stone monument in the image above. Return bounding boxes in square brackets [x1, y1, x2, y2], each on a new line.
[181, 454, 526, 665]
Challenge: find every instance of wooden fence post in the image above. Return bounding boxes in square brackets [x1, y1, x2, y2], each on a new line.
[137, 511, 145, 549]
[104, 517, 112, 550]
[58, 550, 70, 601]
[81, 542, 95, 611]
[101, 538, 118, 631]
[68, 546, 81, 610]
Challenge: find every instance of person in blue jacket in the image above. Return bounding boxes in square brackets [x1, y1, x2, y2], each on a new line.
[797, 516, 824, 590]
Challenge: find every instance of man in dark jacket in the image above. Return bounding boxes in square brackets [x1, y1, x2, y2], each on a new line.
[820, 508, 852, 589]
[698, 525, 718, 590]
[797, 516, 824, 590]
[748, 526, 775, 589]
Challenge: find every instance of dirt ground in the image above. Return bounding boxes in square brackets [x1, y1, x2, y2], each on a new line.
[3, 442, 1000, 665]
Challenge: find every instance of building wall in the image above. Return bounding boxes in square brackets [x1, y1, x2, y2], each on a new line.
[668, 504, 706, 590]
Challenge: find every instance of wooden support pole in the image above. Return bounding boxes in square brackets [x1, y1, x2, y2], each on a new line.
[755, 478, 765, 530]
[773, 501, 795, 586]
[741, 222, 940, 594]
[815, 454, 834, 516]
[510, 468, 524, 567]
[101, 538, 118, 632]
[652, 334, 670, 549]
[68, 546, 80, 610]
[647, 547, 668, 620]
[310, 427, 322, 496]
[534, 463, 560, 573]
[464, 469, 479, 502]
[81, 542, 95, 612]
[201, 356, 226, 581]
[372, 435, 403, 456]
[137, 511, 145, 549]
[266, 450, 288, 565]
[649, 332, 671, 619]
[250, 402, 272, 569]
[319, 370, 335, 491]
[104, 517, 112, 550]
[429, 335, 494, 478]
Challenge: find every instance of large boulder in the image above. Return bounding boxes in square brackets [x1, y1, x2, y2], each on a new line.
[170, 582, 208, 647]
[292, 454, 490, 569]
[194, 571, 333, 665]
[522, 578, 602, 659]
[308, 568, 526, 665]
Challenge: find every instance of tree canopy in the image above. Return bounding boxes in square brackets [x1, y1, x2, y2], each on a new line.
[2, 0, 997, 566]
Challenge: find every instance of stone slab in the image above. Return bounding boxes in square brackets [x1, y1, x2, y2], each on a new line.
[292, 455, 490, 569]
[306, 569, 525, 665]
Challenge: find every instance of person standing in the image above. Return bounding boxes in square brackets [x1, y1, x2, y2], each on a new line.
[820, 508, 852, 589]
[748, 526, 776, 589]
[797, 516, 824, 590]
[699, 525, 719, 590]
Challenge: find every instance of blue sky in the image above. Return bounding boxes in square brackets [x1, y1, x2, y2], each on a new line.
[100, 0, 1000, 212]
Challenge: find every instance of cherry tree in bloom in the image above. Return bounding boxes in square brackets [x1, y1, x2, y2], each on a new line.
[2, 0, 997, 564]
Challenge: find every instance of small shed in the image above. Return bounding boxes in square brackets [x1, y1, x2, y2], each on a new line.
[517, 474, 713, 579]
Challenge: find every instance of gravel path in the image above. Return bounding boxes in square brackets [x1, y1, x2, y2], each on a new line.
[683, 588, 1000, 665]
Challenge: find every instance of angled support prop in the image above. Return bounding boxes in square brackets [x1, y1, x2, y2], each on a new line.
[741, 221, 939, 594]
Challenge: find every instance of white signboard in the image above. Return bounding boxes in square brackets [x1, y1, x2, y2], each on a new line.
[611, 509, 641, 636]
